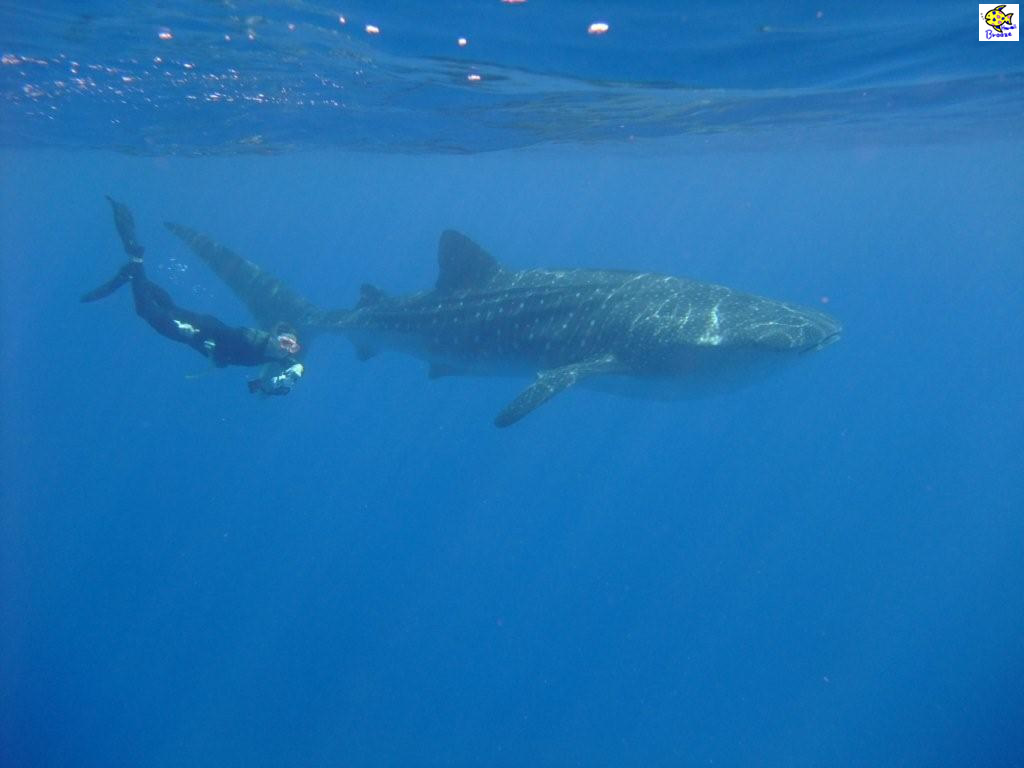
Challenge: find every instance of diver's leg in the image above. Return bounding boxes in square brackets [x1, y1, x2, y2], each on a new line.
[81, 196, 145, 302]
[90, 195, 205, 349]
[129, 269, 263, 364]
[130, 268, 204, 344]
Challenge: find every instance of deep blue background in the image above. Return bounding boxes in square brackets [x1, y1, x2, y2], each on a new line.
[1, 142, 1022, 766]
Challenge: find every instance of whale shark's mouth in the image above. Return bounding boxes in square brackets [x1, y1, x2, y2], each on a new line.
[802, 330, 842, 354]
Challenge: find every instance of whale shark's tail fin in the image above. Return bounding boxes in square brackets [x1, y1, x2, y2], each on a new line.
[164, 222, 324, 335]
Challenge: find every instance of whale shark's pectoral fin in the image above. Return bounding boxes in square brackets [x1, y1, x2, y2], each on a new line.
[494, 354, 622, 428]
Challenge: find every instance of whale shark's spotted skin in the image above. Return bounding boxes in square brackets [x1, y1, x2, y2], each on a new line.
[168, 226, 841, 427]
[341, 267, 836, 367]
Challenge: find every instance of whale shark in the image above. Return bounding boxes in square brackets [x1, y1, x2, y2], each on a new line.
[165, 225, 841, 427]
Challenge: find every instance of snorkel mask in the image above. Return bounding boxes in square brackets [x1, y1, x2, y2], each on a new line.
[274, 332, 301, 357]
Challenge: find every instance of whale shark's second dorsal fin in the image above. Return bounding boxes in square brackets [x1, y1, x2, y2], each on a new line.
[436, 230, 502, 292]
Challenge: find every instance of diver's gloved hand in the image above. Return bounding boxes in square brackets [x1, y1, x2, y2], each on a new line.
[106, 195, 145, 259]
[248, 362, 304, 396]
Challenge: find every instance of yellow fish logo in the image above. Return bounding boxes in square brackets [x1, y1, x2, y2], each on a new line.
[985, 4, 1015, 30]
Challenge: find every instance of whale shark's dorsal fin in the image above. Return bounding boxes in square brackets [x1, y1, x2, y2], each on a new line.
[436, 230, 502, 292]
[357, 283, 386, 308]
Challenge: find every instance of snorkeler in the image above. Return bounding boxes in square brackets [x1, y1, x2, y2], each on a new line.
[82, 196, 304, 396]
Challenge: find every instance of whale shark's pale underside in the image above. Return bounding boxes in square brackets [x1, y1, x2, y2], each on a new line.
[166, 225, 841, 426]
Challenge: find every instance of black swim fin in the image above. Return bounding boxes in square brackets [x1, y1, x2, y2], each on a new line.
[80, 263, 134, 302]
[82, 196, 146, 302]
[106, 195, 145, 258]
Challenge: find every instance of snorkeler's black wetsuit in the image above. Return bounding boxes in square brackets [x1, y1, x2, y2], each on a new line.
[125, 261, 278, 367]
[82, 197, 303, 394]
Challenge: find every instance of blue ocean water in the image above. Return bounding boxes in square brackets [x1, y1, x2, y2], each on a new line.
[1, 2, 1022, 766]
